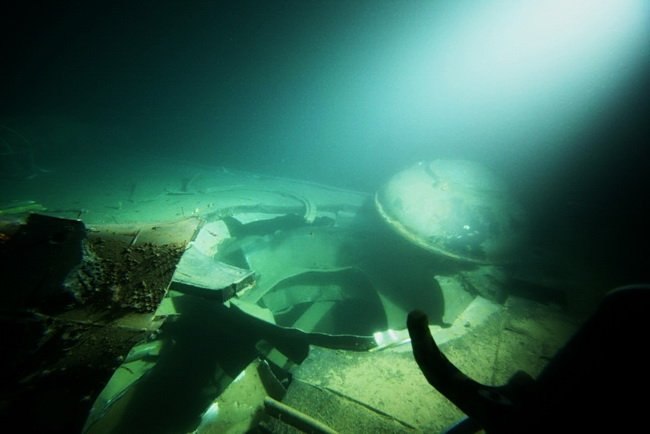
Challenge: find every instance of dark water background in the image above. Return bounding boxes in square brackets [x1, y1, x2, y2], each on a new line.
[2, 0, 649, 286]
[1, 4, 649, 432]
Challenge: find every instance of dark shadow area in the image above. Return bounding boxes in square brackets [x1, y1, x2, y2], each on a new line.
[524, 60, 650, 292]
[408, 284, 650, 433]
[110, 296, 311, 434]
[351, 201, 453, 325]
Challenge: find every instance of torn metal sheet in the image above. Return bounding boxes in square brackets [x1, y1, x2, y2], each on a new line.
[221, 218, 448, 334]
[169, 219, 254, 302]
[229, 299, 377, 352]
[190, 220, 230, 257]
[230, 226, 364, 304]
[171, 246, 254, 301]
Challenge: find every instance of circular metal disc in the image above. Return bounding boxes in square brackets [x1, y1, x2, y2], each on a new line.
[375, 160, 527, 264]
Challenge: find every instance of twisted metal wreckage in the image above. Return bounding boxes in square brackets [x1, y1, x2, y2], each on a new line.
[0, 161, 576, 433]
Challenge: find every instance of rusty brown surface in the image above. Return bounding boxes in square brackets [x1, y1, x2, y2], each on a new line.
[0, 216, 200, 433]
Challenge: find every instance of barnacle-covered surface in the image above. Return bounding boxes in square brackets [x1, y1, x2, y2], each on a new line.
[0, 215, 196, 433]
[67, 238, 184, 314]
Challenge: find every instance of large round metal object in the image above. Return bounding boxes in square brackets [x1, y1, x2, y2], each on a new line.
[375, 160, 527, 264]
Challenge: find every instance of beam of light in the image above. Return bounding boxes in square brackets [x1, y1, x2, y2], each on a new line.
[209, 1, 649, 189]
[384, 0, 650, 162]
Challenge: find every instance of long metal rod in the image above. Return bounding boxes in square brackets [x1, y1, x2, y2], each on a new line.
[263, 396, 338, 434]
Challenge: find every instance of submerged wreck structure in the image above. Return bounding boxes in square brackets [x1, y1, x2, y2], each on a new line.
[0, 160, 578, 433]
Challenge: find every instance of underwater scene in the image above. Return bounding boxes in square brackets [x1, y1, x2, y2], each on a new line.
[1, 1, 649, 433]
